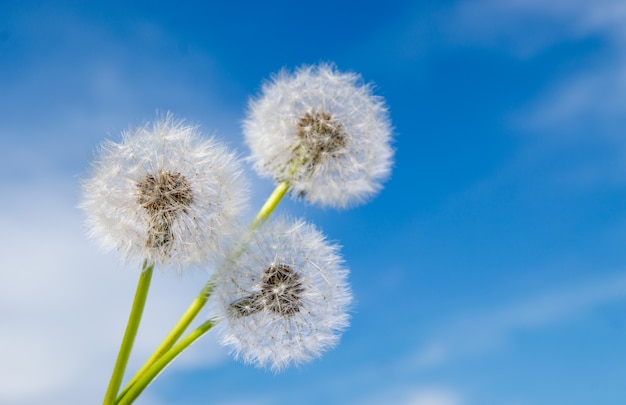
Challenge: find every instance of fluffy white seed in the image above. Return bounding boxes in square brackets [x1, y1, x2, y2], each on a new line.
[80, 114, 249, 270]
[214, 217, 352, 371]
[244, 63, 394, 208]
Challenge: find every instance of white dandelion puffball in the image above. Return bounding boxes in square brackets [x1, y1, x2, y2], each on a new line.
[214, 217, 352, 371]
[244, 63, 393, 208]
[80, 115, 248, 269]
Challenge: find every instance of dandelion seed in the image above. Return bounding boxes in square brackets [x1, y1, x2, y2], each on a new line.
[214, 217, 352, 371]
[244, 63, 393, 208]
[80, 114, 248, 269]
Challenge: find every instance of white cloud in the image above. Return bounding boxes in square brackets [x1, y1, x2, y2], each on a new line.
[448, 0, 626, 128]
[361, 386, 465, 405]
[448, 0, 626, 54]
[404, 388, 463, 405]
[410, 271, 626, 370]
[0, 4, 245, 166]
[439, 0, 626, 191]
[411, 342, 449, 370]
[0, 179, 225, 405]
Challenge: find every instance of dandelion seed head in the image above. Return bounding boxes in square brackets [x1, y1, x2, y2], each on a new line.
[244, 63, 394, 208]
[80, 114, 249, 270]
[214, 217, 352, 371]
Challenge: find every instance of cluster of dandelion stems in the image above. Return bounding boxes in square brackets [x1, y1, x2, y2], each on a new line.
[103, 180, 290, 405]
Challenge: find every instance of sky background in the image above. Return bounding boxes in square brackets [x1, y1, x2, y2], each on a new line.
[1, 1, 626, 404]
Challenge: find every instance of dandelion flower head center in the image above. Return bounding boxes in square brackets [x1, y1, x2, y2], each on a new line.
[137, 171, 194, 214]
[295, 111, 347, 165]
[230, 263, 305, 318]
[261, 263, 304, 316]
[136, 170, 194, 250]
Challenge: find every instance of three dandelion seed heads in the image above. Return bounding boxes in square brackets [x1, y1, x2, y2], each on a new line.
[81, 63, 393, 376]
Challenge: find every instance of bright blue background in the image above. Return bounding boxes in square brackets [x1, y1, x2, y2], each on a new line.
[2, 1, 626, 404]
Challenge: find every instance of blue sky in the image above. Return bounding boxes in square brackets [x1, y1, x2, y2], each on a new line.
[1, 1, 626, 404]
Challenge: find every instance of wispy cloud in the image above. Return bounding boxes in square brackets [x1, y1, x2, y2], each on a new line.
[360, 386, 465, 405]
[403, 388, 464, 405]
[448, 0, 626, 55]
[438, 0, 626, 193]
[447, 0, 626, 133]
[0, 4, 245, 162]
[409, 271, 626, 370]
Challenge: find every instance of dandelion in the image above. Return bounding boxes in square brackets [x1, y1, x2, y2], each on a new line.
[80, 114, 248, 269]
[244, 63, 393, 208]
[214, 217, 352, 371]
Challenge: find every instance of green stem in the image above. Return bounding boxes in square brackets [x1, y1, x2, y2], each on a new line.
[103, 260, 154, 405]
[116, 180, 290, 402]
[116, 319, 215, 405]
[116, 279, 215, 400]
[250, 180, 290, 229]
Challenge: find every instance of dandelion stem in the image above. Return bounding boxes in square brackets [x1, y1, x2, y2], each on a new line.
[103, 260, 154, 405]
[251, 180, 290, 229]
[115, 180, 291, 401]
[116, 279, 215, 401]
[116, 319, 215, 405]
